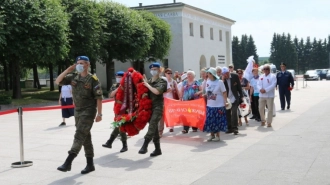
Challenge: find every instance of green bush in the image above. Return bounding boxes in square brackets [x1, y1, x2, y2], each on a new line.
[0, 93, 12, 104]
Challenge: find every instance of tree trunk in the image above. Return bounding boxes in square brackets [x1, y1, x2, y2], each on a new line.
[106, 60, 114, 91]
[91, 60, 95, 74]
[12, 59, 22, 99]
[9, 61, 13, 90]
[2, 60, 9, 91]
[132, 60, 145, 74]
[49, 63, 54, 91]
[57, 64, 62, 93]
[32, 63, 41, 89]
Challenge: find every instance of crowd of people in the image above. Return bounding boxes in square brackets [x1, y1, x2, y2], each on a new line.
[55, 55, 295, 175]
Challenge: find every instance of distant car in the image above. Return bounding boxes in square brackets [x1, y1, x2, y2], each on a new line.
[287, 69, 296, 81]
[304, 70, 319, 81]
[316, 69, 328, 80]
[326, 70, 330, 80]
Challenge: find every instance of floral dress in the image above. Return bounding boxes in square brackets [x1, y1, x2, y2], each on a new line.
[182, 80, 201, 101]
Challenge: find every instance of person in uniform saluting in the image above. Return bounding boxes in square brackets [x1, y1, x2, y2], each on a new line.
[55, 56, 103, 174]
[276, 62, 294, 110]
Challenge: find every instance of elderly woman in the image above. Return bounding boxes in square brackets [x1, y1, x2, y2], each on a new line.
[180, 70, 203, 133]
[216, 66, 222, 78]
[203, 67, 228, 141]
[237, 69, 250, 126]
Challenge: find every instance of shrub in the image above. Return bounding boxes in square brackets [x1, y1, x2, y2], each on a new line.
[0, 93, 12, 105]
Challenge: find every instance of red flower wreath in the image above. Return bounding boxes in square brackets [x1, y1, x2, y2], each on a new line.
[111, 68, 152, 136]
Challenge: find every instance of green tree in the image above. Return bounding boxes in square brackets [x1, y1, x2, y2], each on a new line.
[61, 0, 103, 74]
[232, 36, 241, 68]
[294, 37, 304, 73]
[1, 0, 69, 98]
[132, 11, 172, 74]
[237, 34, 248, 69]
[303, 37, 312, 70]
[99, 2, 153, 90]
[246, 35, 259, 63]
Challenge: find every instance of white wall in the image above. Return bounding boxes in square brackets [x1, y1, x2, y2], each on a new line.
[181, 7, 233, 78]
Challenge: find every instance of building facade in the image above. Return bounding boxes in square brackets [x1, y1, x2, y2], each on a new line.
[96, 2, 235, 88]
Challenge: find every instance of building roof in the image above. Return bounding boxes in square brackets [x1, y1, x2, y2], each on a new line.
[131, 2, 236, 23]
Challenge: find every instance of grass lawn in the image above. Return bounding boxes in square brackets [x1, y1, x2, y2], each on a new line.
[1, 87, 59, 106]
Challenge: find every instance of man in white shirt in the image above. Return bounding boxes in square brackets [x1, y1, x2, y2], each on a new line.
[257, 64, 277, 127]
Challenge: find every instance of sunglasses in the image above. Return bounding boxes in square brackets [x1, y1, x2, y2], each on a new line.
[229, 66, 233, 68]
[166, 73, 172, 74]
[238, 73, 242, 75]
[263, 68, 270, 71]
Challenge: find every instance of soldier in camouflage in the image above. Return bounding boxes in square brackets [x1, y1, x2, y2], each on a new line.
[139, 62, 167, 157]
[102, 71, 128, 153]
[55, 56, 103, 174]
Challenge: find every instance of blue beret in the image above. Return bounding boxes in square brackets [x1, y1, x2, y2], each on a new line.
[149, 62, 161, 69]
[76, 56, 90, 62]
[116, 71, 124, 76]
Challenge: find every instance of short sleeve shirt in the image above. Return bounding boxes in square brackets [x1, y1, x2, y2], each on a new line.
[182, 80, 201, 101]
[205, 79, 226, 107]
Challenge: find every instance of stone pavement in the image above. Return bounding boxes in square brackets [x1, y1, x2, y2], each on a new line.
[0, 80, 329, 185]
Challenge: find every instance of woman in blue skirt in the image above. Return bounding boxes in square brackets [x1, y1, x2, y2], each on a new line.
[58, 85, 74, 126]
[203, 67, 228, 141]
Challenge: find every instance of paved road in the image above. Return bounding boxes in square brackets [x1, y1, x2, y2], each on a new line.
[0, 80, 329, 185]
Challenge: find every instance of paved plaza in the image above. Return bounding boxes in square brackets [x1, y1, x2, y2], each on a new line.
[0, 80, 330, 185]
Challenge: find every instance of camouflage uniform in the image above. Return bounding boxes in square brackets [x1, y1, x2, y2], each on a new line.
[109, 83, 127, 141]
[145, 77, 167, 143]
[59, 73, 102, 157]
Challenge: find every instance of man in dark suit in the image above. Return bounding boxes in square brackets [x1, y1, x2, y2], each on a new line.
[222, 67, 243, 135]
[276, 62, 294, 110]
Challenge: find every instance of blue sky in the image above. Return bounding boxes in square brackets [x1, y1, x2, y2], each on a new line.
[112, 0, 330, 57]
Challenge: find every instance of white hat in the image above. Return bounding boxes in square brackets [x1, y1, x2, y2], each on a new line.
[206, 67, 219, 79]
[222, 67, 230, 74]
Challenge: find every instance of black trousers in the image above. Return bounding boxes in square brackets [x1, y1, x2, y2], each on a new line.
[251, 96, 260, 119]
[226, 100, 239, 132]
[279, 87, 291, 109]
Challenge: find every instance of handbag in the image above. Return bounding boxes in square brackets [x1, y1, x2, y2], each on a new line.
[172, 81, 180, 100]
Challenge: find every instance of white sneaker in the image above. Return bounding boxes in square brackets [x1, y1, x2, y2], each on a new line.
[207, 135, 215, 141]
[212, 136, 220, 142]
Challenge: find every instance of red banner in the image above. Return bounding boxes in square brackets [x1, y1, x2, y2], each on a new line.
[164, 98, 206, 131]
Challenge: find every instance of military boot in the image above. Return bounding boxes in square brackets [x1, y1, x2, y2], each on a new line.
[138, 138, 151, 154]
[120, 140, 128, 153]
[150, 142, 162, 157]
[81, 157, 95, 174]
[102, 135, 116, 148]
[57, 153, 77, 172]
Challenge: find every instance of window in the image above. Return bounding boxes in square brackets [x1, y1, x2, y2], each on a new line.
[210, 28, 214, 40]
[189, 23, 194, 36]
[219, 30, 222, 41]
[200, 25, 204, 38]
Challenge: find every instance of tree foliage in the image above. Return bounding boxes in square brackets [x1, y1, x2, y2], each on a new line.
[232, 34, 259, 69]
[99, 1, 154, 90]
[1, 0, 69, 98]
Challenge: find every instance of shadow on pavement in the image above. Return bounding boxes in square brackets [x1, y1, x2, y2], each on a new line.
[44, 125, 73, 131]
[94, 153, 153, 171]
[48, 173, 82, 185]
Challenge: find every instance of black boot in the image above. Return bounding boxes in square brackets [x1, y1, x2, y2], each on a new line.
[150, 142, 162, 157]
[57, 153, 76, 172]
[81, 157, 95, 174]
[138, 138, 151, 154]
[102, 135, 116, 148]
[120, 140, 128, 153]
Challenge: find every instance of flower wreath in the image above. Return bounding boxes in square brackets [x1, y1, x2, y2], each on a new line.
[111, 68, 152, 136]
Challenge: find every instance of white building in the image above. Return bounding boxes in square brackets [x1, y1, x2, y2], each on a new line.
[96, 1, 235, 88]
